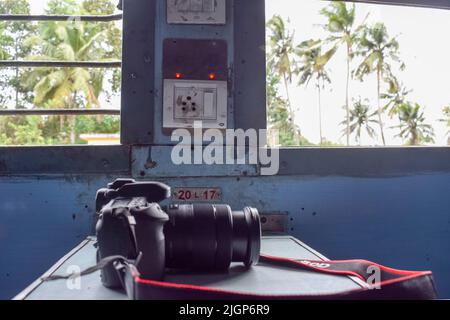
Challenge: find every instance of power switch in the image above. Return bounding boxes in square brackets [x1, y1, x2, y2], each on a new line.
[167, 0, 226, 25]
[203, 91, 216, 119]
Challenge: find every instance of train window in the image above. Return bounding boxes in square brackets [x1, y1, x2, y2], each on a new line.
[0, 0, 122, 146]
[266, 0, 450, 147]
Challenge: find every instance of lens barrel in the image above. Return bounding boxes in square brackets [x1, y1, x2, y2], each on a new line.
[164, 204, 261, 270]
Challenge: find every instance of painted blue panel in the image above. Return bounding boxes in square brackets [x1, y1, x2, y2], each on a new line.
[161, 173, 450, 297]
[0, 176, 113, 299]
[1, 173, 449, 299]
[132, 146, 258, 178]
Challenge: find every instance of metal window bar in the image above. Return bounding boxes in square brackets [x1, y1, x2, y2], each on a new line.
[0, 13, 123, 22]
[0, 109, 120, 116]
[0, 61, 121, 68]
[0, 12, 123, 117]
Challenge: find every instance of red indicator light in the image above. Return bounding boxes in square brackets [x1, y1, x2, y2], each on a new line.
[175, 73, 182, 79]
[209, 73, 216, 80]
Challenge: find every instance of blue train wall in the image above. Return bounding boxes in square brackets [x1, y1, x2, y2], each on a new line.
[1, 0, 449, 300]
[0, 147, 449, 299]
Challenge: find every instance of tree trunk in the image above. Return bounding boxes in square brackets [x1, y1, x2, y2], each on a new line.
[345, 46, 351, 146]
[70, 92, 77, 144]
[60, 116, 65, 133]
[411, 125, 418, 146]
[70, 115, 76, 144]
[377, 68, 386, 146]
[14, 39, 19, 109]
[283, 74, 300, 144]
[358, 128, 362, 146]
[317, 78, 323, 145]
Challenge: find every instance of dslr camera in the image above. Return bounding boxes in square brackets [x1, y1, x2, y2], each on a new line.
[96, 179, 262, 288]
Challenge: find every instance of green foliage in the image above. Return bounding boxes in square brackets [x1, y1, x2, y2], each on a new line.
[354, 22, 405, 145]
[74, 115, 120, 143]
[0, 0, 40, 145]
[267, 15, 297, 83]
[0, 1, 444, 147]
[341, 98, 378, 145]
[266, 66, 311, 146]
[381, 74, 411, 117]
[320, 1, 360, 52]
[393, 102, 435, 145]
[45, 0, 78, 15]
[440, 106, 450, 128]
[273, 4, 441, 148]
[318, 139, 345, 147]
[320, 1, 366, 146]
[0, 22, 9, 60]
[0, 0, 121, 146]
[0, 0, 36, 107]
[0, 116, 54, 145]
[266, 68, 294, 146]
[23, 0, 120, 109]
[354, 23, 404, 81]
[296, 39, 333, 144]
[296, 40, 332, 87]
[266, 15, 303, 145]
[439, 106, 450, 144]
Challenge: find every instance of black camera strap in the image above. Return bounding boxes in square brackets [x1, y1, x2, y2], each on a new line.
[115, 254, 437, 300]
[43, 207, 438, 299]
[42, 251, 437, 299]
[42, 255, 130, 281]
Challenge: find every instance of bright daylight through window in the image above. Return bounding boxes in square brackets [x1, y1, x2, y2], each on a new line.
[0, 1, 449, 146]
[266, 0, 450, 147]
[0, 0, 122, 146]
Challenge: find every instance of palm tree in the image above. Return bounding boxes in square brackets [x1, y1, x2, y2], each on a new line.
[25, 20, 105, 107]
[0, 0, 36, 109]
[23, 20, 107, 143]
[267, 15, 301, 143]
[0, 22, 10, 107]
[0, 22, 9, 60]
[393, 102, 434, 146]
[439, 106, 450, 127]
[355, 22, 404, 146]
[341, 98, 378, 145]
[267, 65, 300, 146]
[382, 74, 411, 118]
[439, 106, 450, 145]
[296, 39, 333, 144]
[320, 2, 366, 146]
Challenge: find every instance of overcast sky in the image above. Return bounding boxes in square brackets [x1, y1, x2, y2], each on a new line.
[266, 0, 450, 146]
[28, 0, 450, 146]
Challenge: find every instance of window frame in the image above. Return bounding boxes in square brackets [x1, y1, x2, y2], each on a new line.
[0, 0, 448, 177]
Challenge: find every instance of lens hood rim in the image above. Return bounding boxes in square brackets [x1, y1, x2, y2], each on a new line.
[243, 207, 261, 267]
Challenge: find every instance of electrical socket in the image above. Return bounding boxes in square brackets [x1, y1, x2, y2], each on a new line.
[174, 86, 216, 120]
[163, 79, 227, 130]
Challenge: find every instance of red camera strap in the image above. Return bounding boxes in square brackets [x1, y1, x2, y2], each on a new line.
[119, 254, 437, 300]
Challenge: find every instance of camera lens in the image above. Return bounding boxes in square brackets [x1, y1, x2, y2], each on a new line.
[164, 204, 261, 270]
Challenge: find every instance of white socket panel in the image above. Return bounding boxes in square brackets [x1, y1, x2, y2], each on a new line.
[167, 0, 226, 25]
[163, 79, 228, 129]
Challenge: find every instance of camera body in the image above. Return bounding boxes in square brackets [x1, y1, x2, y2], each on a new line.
[95, 179, 170, 288]
[96, 179, 261, 289]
